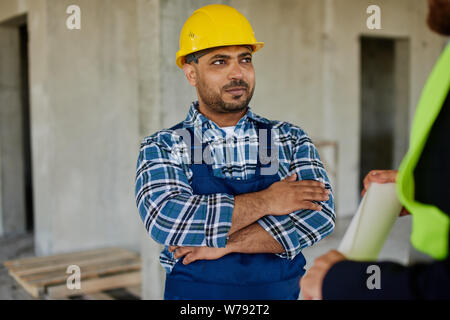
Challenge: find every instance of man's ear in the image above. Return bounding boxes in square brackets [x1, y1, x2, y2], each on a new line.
[183, 63, 198, 87]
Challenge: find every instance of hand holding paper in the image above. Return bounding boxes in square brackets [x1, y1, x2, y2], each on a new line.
[338, 183, 402, 261]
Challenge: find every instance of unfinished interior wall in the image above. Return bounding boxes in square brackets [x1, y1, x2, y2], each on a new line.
[41, 0, 141, 254]
[0, 0, 143, 255]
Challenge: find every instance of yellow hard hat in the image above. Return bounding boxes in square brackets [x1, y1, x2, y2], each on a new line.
[176, 4, 264, 69]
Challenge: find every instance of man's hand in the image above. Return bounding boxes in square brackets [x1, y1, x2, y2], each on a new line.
[229, 173, 330, 236]
[169, 245, 231, 265]
[168, 222, 284, 265]
[362, 170, 398, 196]
[260, 173, 330, 215]
[361, 170, 409, 216]
[300, 250, 346, 300]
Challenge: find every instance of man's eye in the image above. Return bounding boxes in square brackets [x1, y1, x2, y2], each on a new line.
[212, 58, 251, 65]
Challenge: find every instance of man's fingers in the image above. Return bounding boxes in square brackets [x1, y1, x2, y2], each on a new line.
[168, 246, 179, 252]
[366, 170, 397, 183]
[315, 250, 346, 268]
[296, 185, 329, 193]
[300, 201, 322, 211]
[300, 191, 330, 202]
[285, 173, 297, 181]
[294, 180, 326, 187]
[303, 292, 313, 300]
[363, 175, 371, 194]
[173, 247, 193, 259]
[362, 170, 398, 196]
[183, 253, 197, 265]
[363, 171, 380, 192]
[300, 269, 322, 300]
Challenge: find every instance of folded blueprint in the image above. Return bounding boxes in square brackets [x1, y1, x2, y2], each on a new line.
[338, 183, 402, 261]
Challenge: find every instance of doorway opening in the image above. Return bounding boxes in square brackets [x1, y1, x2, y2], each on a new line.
[359, 36, 410, 195]
[0, 16, 34, 235]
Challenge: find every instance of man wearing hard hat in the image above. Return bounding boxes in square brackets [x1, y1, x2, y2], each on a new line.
[301, 0, 450, 300]
[135, 4, 335, 300]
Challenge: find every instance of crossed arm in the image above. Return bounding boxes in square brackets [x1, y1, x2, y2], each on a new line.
[135, 130, 335, 265]
[169, 222, 284, 265]
[168, 173, 330, 265]
[169, 170, 330, 265]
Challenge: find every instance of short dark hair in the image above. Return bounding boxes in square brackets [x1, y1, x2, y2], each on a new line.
[185, 45, 253, 65]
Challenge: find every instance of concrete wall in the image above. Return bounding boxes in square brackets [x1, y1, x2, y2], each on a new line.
[0, 0, 28, 23]
[42, 0, 141, 254]
[0, 0, 142, 255]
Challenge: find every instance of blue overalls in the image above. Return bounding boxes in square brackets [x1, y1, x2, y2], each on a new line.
[164, 121, 306, 300]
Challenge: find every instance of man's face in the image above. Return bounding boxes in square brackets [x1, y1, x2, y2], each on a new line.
[184, 45, 256, 114]
[427, 0, 450, 36]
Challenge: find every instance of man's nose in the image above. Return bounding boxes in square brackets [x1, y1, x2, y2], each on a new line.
[228, 60, 244, 80]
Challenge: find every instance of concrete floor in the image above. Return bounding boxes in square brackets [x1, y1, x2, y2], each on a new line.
[0, 233, 34, 300]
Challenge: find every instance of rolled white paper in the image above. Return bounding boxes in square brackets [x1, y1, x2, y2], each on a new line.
[338, 183, 402, 261]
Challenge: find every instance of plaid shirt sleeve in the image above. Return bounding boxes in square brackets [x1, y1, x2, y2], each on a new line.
[257, 125, 336, 259]
[135, 133, 234, 248]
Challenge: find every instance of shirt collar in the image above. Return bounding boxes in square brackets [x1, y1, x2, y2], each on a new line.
[183, 100, 262, 129]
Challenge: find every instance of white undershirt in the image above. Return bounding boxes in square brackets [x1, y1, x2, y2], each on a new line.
[221, 126, 236, 138]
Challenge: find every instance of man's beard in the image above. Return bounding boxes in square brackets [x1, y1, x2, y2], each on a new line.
[197, 79, 255, 114]
[427, 0, 450, 36]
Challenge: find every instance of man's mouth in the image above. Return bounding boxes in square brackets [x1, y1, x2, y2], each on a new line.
[225, 87, 247, 95]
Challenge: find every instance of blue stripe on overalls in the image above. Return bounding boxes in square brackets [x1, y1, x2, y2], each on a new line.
[164, 120, 306, 300]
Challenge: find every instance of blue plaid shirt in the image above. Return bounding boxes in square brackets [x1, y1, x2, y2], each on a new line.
[135, 101, 335, 273]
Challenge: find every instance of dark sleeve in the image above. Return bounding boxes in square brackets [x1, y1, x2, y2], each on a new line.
[322, 252, 450, 299]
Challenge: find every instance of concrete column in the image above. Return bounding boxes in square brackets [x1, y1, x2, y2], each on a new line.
[137, 0, 165, 300]
[140, 0, 229, 299]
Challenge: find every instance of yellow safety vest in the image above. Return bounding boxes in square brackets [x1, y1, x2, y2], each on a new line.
[397, 44, 450, 260]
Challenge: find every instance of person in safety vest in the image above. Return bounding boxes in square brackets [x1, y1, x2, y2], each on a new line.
[301, 0, 450, 300]
[135, 4, 335, 300]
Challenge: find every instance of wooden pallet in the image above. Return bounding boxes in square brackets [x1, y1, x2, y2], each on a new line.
[3, 247, 142, 299]
[63, 285, 142, 300]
